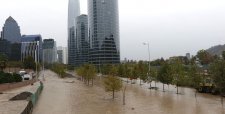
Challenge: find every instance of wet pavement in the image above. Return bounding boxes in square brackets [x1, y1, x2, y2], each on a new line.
[33, 70, 225, 114]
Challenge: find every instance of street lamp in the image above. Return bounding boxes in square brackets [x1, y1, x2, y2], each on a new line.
[143, 42, 150, 73]
[143, 42, 151, 88]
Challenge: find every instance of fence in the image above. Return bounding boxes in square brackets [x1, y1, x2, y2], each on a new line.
[21, 81, 44, 114]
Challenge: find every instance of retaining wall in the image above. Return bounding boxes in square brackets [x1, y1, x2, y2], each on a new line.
[21, 82, 43, 114]
[0, 79, 37, 92]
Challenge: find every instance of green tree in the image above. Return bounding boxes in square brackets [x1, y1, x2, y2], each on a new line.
[149, 67, 158, 89]
[76, 64, 96, 86]
[196, 50, 213, 65]
[137, 61, 148, 85]
[0, 53, 8, 71]
[171, 60, 185, 94]
[23, 56, 36, 70]
[51, 63, 66, 78]
[222, 51, 225, 60]
[158, 63, 173, 92]
[210, 59, 225, 105]
[104, 75, 122, 99]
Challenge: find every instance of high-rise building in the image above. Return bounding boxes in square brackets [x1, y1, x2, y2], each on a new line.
[88, 0, 120, 65]
[68, 0, 80, 66]
[43, 39, 57, 64]
[1, 16, 21, 61]
[21, 35, 42, 63]
[74, 14, 89, 67]
[57, 46, 68, 64]
[2, 16, 21, 43]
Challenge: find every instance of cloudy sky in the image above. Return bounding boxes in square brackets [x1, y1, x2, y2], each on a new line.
[0, 0, 225, 61]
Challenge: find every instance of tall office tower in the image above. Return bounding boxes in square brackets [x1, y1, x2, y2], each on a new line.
[1, 16, 21, 61]
[68, 0, 80, 66]
[75, 15, 89, 67]
[2, 16, 21, 43]
[88, 0, 120, 65]
[43, 39, 57, 64]
[21, 35, 42, 63]
[57, 46, 68, 64]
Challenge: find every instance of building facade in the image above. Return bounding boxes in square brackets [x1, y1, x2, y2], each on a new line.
[68, 0, 80, 66]
[2, 16, 21, 43]
[21, 35, 42, 63]
[74, 15, 89, 67]
[57, 46, 68, 64]
[43, 39, 57, 64]
[1, 16, 21, 61]
[88, 0, 120, 65]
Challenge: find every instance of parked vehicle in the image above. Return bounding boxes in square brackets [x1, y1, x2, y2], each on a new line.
[23, 74, 32, 80]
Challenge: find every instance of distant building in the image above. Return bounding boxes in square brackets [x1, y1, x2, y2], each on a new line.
[0, 16, 21, 61]
[88, 0, 120, 65]
[186, 53, 191, 60]
[21, 35, 42, 63]
[42, 39, 57, 64]
[74, 14, 89, 67]
[57, 47, 68, 64]
[2, 16, 21, 43]
[68, 0, 80, 66]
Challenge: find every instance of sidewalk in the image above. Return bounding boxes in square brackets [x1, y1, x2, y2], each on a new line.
[0, 82, 39, 114]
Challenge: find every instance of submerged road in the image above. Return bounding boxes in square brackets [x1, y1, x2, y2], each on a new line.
[33, 70, 225, 114]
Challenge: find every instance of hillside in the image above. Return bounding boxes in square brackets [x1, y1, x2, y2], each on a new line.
[206, 44, 225, 56]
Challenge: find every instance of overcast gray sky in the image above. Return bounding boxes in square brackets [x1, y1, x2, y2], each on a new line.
[0, 0, 225, 61]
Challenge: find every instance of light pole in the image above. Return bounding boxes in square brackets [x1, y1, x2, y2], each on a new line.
[143, 42, 151, 88]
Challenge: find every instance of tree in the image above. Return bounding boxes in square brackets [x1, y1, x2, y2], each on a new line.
[0, 53, 8, 71]
[23, 56, 36, 70]
[196, 50, 213, 65]
[104, 75, 122, 99]
[137, 61, 148, 85]
[158, 63, 173, 92]
[51, 63, 66, 78]
[222, 51, 225, 60]
[171, 60, 185, 94]
[210, 59, 225, 105]
[76, 64, 96, 86]
[149, 67, 158, 89]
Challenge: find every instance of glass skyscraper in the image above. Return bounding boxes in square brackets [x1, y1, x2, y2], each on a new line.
[43, 39, 57, 64]
[88, 0, 120, 65]
[68, 0, 80, 66]
[75, 15, 89, 67]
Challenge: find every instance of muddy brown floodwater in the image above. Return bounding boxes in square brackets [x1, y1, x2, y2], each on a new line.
[33, 70, 225, 114]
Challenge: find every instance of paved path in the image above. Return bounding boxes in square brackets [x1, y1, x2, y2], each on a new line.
[0, 81, 39, 114]
[32, 70, 74, 114]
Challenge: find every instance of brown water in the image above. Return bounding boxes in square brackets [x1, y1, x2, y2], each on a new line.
[33, 70, 225, 114]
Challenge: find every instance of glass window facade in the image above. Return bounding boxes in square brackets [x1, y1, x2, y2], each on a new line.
[88, 0, 120, 65]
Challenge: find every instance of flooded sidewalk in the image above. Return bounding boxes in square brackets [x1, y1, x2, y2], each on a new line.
[33, 71, 225, 114]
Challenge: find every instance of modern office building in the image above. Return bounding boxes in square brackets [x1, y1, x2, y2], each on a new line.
[74, 15, 89, 67]
[42, 39, 57, 64]
[68, 0, 80, 66]
[2, 16, 21, 43]
[21, 35, 42, 63]
[57, 46, 68, 64]
[1, 16, 21, 61]
[88, 0, 120, 65]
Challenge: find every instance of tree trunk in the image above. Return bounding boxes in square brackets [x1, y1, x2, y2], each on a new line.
[155, 81, 157, 88]
[195, 90, 198, 102]
[176, 84, 179, 94]
[163, 84, 165, 92]
[123, 86, 126, 105]
[127, 78, 129, 83]
[149, 82, 152, 89]
[113, 90, 115, 99]
[140, 79, 141, 85]
[92, 78, 94, 86]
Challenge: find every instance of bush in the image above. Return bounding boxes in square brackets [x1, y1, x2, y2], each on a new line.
[0, 72, 22, 84]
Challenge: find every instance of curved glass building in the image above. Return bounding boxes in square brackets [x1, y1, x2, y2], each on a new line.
[88, 0, 120, 65]
[68, 0, 80, 66]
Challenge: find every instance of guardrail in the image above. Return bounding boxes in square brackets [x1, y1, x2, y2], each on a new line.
[21, 81, 44, 114]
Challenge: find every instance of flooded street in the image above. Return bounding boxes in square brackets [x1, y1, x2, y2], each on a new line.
[33, 70, 225, 114]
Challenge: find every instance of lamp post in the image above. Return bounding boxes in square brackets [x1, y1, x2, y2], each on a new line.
[143, 42, 151, 88]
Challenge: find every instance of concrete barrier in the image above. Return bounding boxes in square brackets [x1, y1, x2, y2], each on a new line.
[21, 82, 43, 114]
[0, 79, 37, 92]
